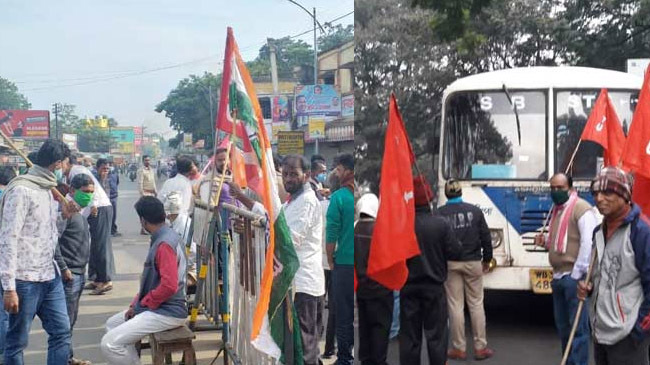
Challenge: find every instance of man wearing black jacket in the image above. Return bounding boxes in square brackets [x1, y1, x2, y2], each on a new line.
[438, 179, 494, 361]
[400, 176, 462, 365]
[355, 193, 393, 365]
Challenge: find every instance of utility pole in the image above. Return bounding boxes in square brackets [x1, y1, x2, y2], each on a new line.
[269, 38, 280, 96]
[313, 7, 318, 86]
[53, 103, 60, 139]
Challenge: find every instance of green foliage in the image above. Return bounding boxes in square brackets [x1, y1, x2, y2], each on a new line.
[319, 24, 354, 53]
[155, 72, 220, 150]
[247, 37, 313, 79]
[0, 77, 31, 110]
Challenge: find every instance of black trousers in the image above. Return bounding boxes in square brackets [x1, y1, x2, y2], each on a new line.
[295, 292, 321, 365]
[357, 292, 393, 365]
[324, 269, 336, 353]
[110, 198, 118, 234]
[399, 284, 448, 365]
[594, 334, 650, 365]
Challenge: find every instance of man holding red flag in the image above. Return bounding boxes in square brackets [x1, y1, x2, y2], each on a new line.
[622, 66, 650, 217]
[578, 88, 627, 167]
[367, 94, 421, 290]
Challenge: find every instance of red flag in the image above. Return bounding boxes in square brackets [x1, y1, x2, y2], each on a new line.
[367, 94, 421, 290]
[622, 67, 650, 179]
[580, 88, 626, 167]
[633, 174, 650, 217]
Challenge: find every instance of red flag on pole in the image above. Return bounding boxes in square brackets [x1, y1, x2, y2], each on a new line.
[367, 94, 421, 290]
[622, 66, 650, 217]
[580, 88, 626, 167]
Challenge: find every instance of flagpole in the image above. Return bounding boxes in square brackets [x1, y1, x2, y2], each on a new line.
[0, 129, 68, 205]
[564, 139, 583, 174]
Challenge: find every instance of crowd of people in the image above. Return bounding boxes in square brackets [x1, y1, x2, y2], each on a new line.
[0, 137, 355, 365]
[355, 167, 650, 365]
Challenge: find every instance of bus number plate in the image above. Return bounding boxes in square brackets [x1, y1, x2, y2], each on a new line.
[530, 269, 553, 294]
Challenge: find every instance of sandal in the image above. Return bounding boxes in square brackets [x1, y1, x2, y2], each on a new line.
[89, 283, 113, 295]
[83, 282, 97, 290]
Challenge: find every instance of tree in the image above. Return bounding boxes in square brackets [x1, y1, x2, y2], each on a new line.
[356, 0, 456, 193]
[0, 77, 31, 110]
[155, 72, 220, 150]
[247, 37, 313, 79]
[319, 24, 354, 53]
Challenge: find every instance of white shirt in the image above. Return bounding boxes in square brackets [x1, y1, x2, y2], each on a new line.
[0, 185, 60, 290]
[158, 174, 194, 216]
[69, 165, 112, 208]
[170, 213, 196, 270]
[283, 183, 325, 297]
[553, 207, 600, 280]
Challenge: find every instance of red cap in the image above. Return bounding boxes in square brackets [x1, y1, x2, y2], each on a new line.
[413, 175, 434, 206]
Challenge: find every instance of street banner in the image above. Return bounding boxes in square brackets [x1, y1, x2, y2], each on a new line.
[272, 96, 290, 123]
[214, 27, 302, 362]
[368, 94, 421, 290]
[341, 94, 354, 118]
[277, 131, 305, 155]
[580, 89, 626, 166]
[0, 110, 50, 139]
[308, 117, 325, 139]
[294, 84, 341, 117]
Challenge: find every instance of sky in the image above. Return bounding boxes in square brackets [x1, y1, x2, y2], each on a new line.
[0, 0, 353, 137]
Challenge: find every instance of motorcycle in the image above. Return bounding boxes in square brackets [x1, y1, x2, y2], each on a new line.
[129, 170, 137, 182]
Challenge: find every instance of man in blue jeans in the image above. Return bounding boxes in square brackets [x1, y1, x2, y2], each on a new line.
[534, 173, 599, 365]
[55, 174, 94, 365]
[0, 139, 75, 365]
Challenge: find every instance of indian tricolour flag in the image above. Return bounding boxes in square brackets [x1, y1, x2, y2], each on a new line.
[215, 27, 303, 363]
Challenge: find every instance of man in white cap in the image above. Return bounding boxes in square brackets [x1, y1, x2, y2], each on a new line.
[354, 193, 393, 365]
[164, 192, 196, 285]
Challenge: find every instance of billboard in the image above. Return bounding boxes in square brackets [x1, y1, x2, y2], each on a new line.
[309, 117, 326, 139]
[62, 133, 78, 150]
[272, 96, 291, 123]
[341, 94, 354, 118]
[0, 110, 50, 139]
[294, 84, 341, 118]
[183, 133, 193, 148]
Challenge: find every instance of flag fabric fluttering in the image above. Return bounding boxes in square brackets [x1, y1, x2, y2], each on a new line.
[215, 27, 302, 362]
[367, 94, 421, 291]
[580, 88, 627, 167]
[623, 66, 650, 217]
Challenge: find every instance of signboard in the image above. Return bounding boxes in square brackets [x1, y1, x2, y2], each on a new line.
[62, 133, 78, 151]
[277, 131, 304, 156]
[134, 126, 143, 147]
[294, 85, 341, 118]
[194, 139, 205, 149]
[309, 117, 325, 139]
[341, 94, 354, 118]
[0, 110, 50, 139]
[272, 123, 290, 144]
[183, 133, 193, 148]
[272, 96, 291, 123]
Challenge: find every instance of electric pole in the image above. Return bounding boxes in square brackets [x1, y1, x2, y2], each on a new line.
[53, 103, 60, 139]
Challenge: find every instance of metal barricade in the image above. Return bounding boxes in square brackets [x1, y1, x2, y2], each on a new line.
[191, 199, 276, 365]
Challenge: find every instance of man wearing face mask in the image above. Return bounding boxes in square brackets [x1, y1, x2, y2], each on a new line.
[534, 173, 598, 365]
[0, 139, 75, 365]
[309, 155, 329, 201]
[326, 153, 355, 365]
[65, 155, 115, 296]
[54, 174, 94, 365]
[282, 154, 325, 365]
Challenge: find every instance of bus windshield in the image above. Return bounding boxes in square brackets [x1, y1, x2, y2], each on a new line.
[443, 90, 547, 180]
[555, 89, 638, 178]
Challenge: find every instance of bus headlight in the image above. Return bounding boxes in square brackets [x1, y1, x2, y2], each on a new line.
[490, 229, 503, 249]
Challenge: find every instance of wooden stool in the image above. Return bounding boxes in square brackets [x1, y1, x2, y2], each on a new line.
[149, 325, 196, 365]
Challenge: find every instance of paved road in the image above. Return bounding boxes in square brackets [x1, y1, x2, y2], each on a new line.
[383, 290, 597, 365]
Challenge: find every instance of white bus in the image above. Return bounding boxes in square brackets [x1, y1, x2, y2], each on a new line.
[438, 66, 642, 293]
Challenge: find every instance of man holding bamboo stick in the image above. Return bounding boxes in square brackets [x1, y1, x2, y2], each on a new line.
[534, 173, 598, 365]
[577, 167, 650, 365]
[0, 139, 76, 364]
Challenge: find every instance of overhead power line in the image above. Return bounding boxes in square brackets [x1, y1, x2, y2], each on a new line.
[17, 10, 354, 92]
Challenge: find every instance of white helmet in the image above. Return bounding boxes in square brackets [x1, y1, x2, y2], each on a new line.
[356, 193, 379, 219]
